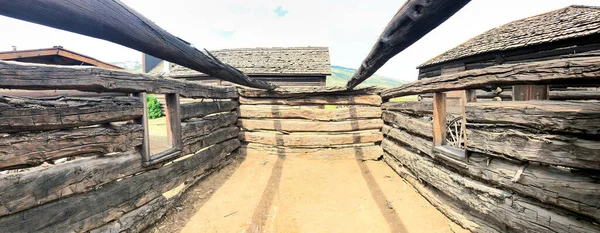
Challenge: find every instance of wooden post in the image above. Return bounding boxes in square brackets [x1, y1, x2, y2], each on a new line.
[135, 93, 151, 162]
[512, 85, 549, 101]
[433, 92, 447, 147]
[165, 93, 182, 150]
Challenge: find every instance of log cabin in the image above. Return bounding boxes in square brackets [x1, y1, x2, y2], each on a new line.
[144, 47, 331, 87]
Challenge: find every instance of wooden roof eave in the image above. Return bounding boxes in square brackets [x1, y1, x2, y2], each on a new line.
[346, 0, 471, 89]
[0, 0, 276, 90]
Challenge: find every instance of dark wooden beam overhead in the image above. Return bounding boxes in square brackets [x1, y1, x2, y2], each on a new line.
[0, 0, 276, 90]
[346, 0, 471, 89]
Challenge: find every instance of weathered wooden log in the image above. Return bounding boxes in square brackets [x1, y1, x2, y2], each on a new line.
[238, 119, 383, 132]
[240, 143, 382, 160]
[382, 111, 433, 138]
[239, 95, 382, 106]
[466, 101, 600, 135]
[237, 86, 382, 98]
[238, 105, 382, 121]
[467, 126, 600, 170]
[347, 0, 471, 89]
[381, 57, 600, 98]
[0, 96, 142, 133]
[0, 138, 240, 233]
[181, 112, 237, 141]
[0, 61, 239, 98]
[381, 101, 461, 116]
[383, 125, 600, 221]
[0, 124, 143, 170]
[182, 126, 239, 155]
[383, 154, 505, 233]
[382, 138, 600, 233]
[180, 101, 238, 120]
[550, 90, 600, 100]
[0, 1, 275, 89]
[239, 130, 383, 146]
[0, 152, 143, 217]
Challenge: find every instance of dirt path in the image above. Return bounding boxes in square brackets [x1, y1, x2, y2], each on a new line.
[145, 153, 467, 233]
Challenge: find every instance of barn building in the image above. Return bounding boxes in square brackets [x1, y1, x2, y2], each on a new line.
[0, 46, 121, 69]
[144, 47, 331, 87]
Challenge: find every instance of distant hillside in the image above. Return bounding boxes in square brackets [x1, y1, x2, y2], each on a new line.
[327, 66, 407, 88]
[110, 61, 142, 72]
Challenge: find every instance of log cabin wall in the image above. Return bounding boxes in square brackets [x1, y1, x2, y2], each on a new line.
[236, 86, 384, 160]
[380, 56, 600, 233]
[0, 60, 241, 233]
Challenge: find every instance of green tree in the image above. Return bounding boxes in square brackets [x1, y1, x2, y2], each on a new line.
[146, 95, 163, 119]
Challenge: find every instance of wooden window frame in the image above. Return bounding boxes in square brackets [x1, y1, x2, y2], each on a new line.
[432, 91, 469, 161]
[135, 93, 182, 166]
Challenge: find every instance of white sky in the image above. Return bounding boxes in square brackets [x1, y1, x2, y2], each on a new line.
[1, 0, 598, 81]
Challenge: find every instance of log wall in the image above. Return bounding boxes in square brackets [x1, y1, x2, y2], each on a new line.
[0, 61, 241, 233]
[381, 57, 600, 233]
[237, 87, 384, 160]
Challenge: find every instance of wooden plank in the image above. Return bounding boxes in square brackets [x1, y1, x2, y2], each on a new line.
[238, 118, 383, 132]
[0, 1, 274, 89]
[238, 105, 382, 121]
[383, 154, 505, 233]
[237, 86, 382, 98]
[181, 101, 238, 120]
[380, 57, 600, 99]
[432, 93, 446, 147]
[182, 126, 239, 155]
[165, 94, 182, 150]
[0, 124, 143, 170]
[382, 138, 600, 233]
[239, 95, 382, 106]
[0, 96, 142, 133]
[0, 152, 143, 217]
[135, 93, 151, 163]
[466, 101, 600, 135]
[0, 61, 239, 98]
[467, 126, 600, 170]
[513, 85, 549, 101]
[381, 101, 462, 116]
[383, 125, 600, 221]
[240, 143, 382, 160]
[346, 0, 470, 88]
[382, 111, 433, 138]
[239, 130, 383, 146]
[181, 112, 238, 142]
[549, 90, 600, 100]
[0, 139, 240, 233]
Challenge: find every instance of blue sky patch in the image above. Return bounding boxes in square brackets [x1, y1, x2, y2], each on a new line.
[274, 6, 288, 17]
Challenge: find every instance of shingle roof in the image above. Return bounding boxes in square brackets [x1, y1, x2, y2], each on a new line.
[418, 5, 600, 68]
[168, 47, 331, 77]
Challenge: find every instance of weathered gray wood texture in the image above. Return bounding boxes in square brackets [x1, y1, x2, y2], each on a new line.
[381, 57, 600, 98]
[238, 105, 382, 121]
[0, 139, 240, 233]
[238, 119, 383, 132]
[383, 125, 600, 222]
[239, 95, 382, 106]
[0, 96, 142, 133]
[241, 143, 382, 160]
[0, 1, 274, 89]
[0, 124, 143, 170]
[0, 61, 238, 98]
[181, 101, 238, 120]
[382, 138, 600, 233]
[237, 86, 382, 98]
[239, 130, 382, 146]
[181, 112, 238, 143]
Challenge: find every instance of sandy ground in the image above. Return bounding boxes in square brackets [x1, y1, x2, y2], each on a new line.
[144, 153, 468, 233]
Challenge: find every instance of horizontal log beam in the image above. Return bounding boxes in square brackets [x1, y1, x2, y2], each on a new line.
[239, 95, 382, 106]
[382, 138, 600, 233]
[181, 112, 237, 142]
[238, 105, 382, 121]
[0, 139, 240, 233]
[0, 124, 143, 170]
[182, 126, 239, 155]
[180, 101, 238, 120]
[0, 0, 275, 89]
[383, 125, 600, 221]
[382, 101, 461, 116]
[238, 119, 383, 132]
[240, 143, 382, 160]
[237, 86, 382, 98]
[381, 57, 600, 99]
[466, 101, 600, 135]
[550, 90, 600, 100]
[0, 96, 142, 133]
[0, 61, 238, 98]
[382, 111, 433, 138]
[239, 130, 382, 146]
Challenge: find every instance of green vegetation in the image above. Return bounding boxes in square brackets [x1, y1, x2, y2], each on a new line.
[146, 95, 163, 119]
[327, 66, 407, 88]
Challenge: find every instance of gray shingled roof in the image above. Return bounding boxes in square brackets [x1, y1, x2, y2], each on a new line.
[169, 47, 331, 77]
[418, 5, 600, 68]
